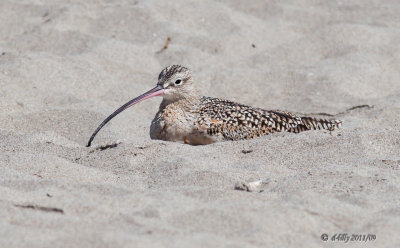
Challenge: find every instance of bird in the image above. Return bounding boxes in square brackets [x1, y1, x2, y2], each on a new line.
[87, 65, 342, 146]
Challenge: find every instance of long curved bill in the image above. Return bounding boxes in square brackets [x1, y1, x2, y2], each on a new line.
[87, 85, 164, 147]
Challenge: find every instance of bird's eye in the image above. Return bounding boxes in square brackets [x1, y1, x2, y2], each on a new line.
[175, 79, 182, 85]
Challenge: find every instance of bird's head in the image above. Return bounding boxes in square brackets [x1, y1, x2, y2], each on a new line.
[157, 65, 197, 102]
[86, 65, 197, 147]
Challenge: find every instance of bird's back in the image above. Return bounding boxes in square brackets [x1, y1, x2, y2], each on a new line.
[197, 96, 342, 141]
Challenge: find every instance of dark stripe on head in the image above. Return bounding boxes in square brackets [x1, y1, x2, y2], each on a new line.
[158, 65, 189, 81]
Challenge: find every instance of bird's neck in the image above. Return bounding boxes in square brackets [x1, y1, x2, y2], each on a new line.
[159, 96, 201, 110]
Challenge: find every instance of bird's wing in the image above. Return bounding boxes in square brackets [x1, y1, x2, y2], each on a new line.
[198, 97, 276, 140]
[198, 97, 341, 140]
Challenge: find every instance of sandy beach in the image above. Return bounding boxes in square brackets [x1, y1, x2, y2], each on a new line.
[1, 0, 399, 247]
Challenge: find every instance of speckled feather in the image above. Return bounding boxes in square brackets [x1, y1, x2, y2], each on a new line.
[197, 97, 342, 141]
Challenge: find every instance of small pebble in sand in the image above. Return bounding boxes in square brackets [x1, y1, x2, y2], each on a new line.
[235, 179, 268, 192]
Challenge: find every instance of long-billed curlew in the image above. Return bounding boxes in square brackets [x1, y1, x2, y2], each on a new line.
[87, 65, 342, 146]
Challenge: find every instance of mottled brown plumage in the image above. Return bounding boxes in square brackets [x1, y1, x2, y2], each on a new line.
[87, 65, 342, 146]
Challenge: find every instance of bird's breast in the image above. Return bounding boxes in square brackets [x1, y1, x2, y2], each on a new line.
[150, 102, 196, 142]
[149, 100, 219, 145]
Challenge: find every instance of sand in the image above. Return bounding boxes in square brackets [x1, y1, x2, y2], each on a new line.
[1, 0, 399, 247]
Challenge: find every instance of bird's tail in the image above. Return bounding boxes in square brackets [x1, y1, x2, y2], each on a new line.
[297, 117, 342, 132]
[268, 110, 342, 133]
